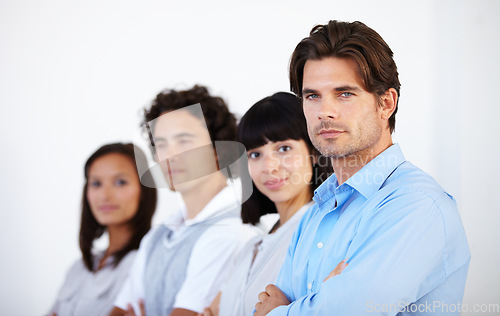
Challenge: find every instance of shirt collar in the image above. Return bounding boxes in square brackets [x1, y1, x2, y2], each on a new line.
[163, 185, 240, 228]
[313, 144, 406, 205]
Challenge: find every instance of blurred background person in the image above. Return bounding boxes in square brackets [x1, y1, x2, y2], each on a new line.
[48, 143, 157, 316]
[112, 85, 257, 316]
[201, 92, 333, 316]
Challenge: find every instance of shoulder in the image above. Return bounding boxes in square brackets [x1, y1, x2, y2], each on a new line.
[66, 257, 88, 277]
[369, 161, 458, 219]
[384, 161, 452, 201]
[197, 218, 259, 250]
[134, 225, 163, 251]
[114, 250, 137, 271]
[363, 162, 470, 272]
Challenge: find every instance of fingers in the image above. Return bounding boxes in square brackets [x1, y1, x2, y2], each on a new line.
[255, 301, 262, 311]
[126, 304, 136, 316]
[257, 290, 270, 302]
[138, 299, 146, 316]
[201, 307, 213, 316]
[265, 284, 281, 295]
[255, 284, 290, 315]
[323, 258, 349, 282]
[332, 259, 348, 276]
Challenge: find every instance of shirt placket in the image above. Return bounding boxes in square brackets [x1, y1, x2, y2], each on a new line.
[306, 185, 353, 293]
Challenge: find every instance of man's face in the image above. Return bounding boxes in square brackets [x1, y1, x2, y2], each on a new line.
[302, 57, 387, 159]
[152, 109, 218, 193]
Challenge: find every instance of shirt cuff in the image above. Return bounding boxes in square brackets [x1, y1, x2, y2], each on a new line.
[267, 305, 290, 315]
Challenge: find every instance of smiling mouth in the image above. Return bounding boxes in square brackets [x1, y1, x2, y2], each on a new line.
[264, 178, 287, 190]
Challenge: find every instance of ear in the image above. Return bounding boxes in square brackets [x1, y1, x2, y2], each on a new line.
[379, 88, 398, 121]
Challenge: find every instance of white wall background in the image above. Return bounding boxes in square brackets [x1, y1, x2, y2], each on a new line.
[1, 0, 499, 314]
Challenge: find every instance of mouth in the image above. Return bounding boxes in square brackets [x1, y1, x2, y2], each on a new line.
[263, 178, 287, 190]
[98, 205, 119, 212]
[318, 128, 344, 139]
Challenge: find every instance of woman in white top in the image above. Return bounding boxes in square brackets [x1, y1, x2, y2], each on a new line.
[48, 143, 157, 316]
[201, 92, 334, 316]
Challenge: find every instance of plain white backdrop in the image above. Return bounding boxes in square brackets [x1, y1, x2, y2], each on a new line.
[1, 0, 499, 314]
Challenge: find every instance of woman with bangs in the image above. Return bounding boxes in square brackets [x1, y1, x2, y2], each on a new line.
[200, 92, 334, 316]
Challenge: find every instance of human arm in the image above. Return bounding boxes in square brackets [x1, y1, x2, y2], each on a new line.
[169, 308, 198, 316]
[112, 230, 153, 315]
[255, 259, 348, 315]
[173, 221, 249, 313]
[267, 192, 469, 315]
[109, 306, 126, 316]
[198, 291, 220, 316]
[109, 300, 146, 316]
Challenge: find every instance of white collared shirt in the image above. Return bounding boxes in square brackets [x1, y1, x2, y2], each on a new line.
[114, 186, 259, 314]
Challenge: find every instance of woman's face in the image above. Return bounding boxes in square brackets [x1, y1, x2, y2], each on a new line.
[247, 139, 313, 206]
[86, 153, 141, 229]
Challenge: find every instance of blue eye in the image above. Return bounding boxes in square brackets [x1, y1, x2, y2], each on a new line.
[340, 92, 353, 97]
[248, 152, 260, 159]
[115, 179, 128, 186]
[278, 145, 291, 153]
[305, 94, 319, 100]
[89, 181, 101, 188]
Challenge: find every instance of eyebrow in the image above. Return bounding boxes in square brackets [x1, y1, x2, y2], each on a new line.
[173, 132, 196, 139]
[154, 132, 196, 141]
[88, 173, 131, 179]
[302, 86, 361, 95]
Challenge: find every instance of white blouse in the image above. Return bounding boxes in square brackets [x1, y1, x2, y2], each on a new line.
[49, 250, 136, 316]
[218, 202, 313, 316]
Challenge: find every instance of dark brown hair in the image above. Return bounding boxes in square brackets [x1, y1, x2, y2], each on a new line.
[142, 85, 237, 169]
[238, 92, 333, 225]
[80, 143, 157, 271]
[143, 85, 237, 143]
[289, 20, 401, 133]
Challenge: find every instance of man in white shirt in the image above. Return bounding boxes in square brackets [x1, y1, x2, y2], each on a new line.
[111, 85, 256, 316]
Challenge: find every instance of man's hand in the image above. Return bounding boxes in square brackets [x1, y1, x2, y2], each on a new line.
[323, 259, 348, 282]
[254, 284, 290, 316]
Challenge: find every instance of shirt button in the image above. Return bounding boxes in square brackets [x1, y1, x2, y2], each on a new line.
[317, 242, 324, 249]
[307, 283, 312, 290]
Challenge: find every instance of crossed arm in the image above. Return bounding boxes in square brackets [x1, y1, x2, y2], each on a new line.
[254, 259, 348, 316]
[109, 302, 198, 316]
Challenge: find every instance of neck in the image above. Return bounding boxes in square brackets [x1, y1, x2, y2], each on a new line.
[182, 172, 228, 219]
[332, 137, 393, 185]
[106, 224, 133, 256]
[274, 189, 312, 231]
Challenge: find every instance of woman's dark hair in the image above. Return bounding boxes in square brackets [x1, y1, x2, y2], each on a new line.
[238, 92, 333, 225]
[289, 20, 401, 133]
[79, 143, 157, 271]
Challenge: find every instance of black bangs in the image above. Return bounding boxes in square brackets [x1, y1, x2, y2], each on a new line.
[238, 92, 308, 150]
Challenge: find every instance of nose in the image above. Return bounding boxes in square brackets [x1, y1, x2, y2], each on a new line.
[262, 153, 280, 174]
[156, 144, 179, 162]
[317, 96, 339, 120]
[97, 184, 112, 201]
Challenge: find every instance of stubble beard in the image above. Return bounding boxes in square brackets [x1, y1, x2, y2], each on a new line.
[308, 121, 382, 161]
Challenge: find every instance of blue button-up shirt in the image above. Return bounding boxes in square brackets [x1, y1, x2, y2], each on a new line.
[269, 144, 470, 315]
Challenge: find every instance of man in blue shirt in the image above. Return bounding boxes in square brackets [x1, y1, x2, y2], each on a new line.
[255, 20, 470, 316]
